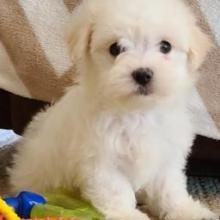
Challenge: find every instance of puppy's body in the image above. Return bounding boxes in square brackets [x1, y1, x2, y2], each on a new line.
[10, 86, 191, 192]
[10, 0, 218, 219]
[10, 86, 194, 219]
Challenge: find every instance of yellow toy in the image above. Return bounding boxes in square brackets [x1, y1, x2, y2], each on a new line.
[0, 197, 20, 220]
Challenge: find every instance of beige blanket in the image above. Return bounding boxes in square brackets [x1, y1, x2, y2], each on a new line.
[0, 0, 220, 139]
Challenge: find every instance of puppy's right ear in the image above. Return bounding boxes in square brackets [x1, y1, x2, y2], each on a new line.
[188, 26, 213, 71]
[66, 1, 93, 63]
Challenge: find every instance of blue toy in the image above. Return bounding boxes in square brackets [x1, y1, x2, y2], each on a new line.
[4, 191, 46, 218]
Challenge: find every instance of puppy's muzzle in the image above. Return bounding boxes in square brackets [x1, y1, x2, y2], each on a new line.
[132, 68, 153, 95]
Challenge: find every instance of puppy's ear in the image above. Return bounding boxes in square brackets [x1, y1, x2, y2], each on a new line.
[66, 2, 93, 63]
[188, 26, 213, 71]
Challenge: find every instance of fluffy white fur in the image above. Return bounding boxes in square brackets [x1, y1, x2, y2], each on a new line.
[10, 0, 218, 219]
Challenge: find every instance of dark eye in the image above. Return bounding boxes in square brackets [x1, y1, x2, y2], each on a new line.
[109, 42, 125, 57]
[160, 41, 172, 54]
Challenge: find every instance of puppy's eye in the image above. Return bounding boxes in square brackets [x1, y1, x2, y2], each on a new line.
[160, 41, 172, 54]
[109, 42, 125, 57]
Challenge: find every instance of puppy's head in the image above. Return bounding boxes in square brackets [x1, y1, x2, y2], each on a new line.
[67, 0, 212, 111]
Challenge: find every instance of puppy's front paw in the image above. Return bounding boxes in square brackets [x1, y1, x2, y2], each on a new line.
[163, 202, 218, 220]
[106, 209, 151, 220]
[164, 213, 219, 220]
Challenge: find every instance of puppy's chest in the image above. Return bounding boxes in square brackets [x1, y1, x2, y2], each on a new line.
[104, 113, 175, 189]
[116, 128, 165, 189]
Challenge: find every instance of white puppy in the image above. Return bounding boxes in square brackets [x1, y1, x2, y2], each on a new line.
[10, 0, 218, 219]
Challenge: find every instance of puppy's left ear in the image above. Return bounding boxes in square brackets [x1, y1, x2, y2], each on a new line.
[66, 2, 93, 64]
[188, 26, 213, 71]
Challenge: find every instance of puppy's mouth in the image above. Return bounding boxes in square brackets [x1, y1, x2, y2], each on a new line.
[135, 86, 152, 96]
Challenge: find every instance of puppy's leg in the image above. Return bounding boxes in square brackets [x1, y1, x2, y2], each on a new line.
[144, 167, 218, 220]
[81, 167, 150, 220]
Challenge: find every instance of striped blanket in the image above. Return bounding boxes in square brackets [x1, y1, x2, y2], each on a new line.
[0, 0, 220, 140]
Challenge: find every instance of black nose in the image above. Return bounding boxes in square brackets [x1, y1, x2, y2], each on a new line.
[132, 68, 153, 86]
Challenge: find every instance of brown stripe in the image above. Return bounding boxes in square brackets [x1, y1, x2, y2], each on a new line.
[186, 0, 220, 131]
[185, 0, 211, 34]
[0, 0, 75, 102]
[198, 47, 220, 131]
[63, 0, 81, 12]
